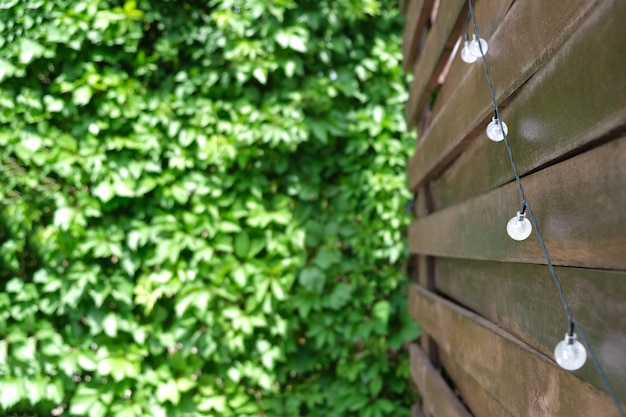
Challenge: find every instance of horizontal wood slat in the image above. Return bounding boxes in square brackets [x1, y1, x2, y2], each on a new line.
[409, 343, 472, 417]
[430, 0, 626, 210]
[436, 258, 626, 402]
[406, 0, 602, 191]
[409, 285, 626, 417]
[404, 0, 466, 128]
[402, 0, 428, 72]
[409, 136, 626, 270]
[439, 349, 514, 417]
[430, 0, 514, 119]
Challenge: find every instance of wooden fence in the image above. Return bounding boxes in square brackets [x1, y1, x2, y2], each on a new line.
[401, 1, 626, 416]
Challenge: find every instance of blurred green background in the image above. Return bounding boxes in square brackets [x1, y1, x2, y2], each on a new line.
[0, 0, 419, 416]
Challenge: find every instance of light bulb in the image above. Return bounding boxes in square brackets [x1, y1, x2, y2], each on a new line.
[554, 333, 587, 371]
[486, 117, 508, 142]
[469, 35, 488, 57]
[460, 41, 477, 63]
[506, 211, 532, 241]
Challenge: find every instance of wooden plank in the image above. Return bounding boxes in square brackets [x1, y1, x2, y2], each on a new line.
[402, 0, 428, 72]
[400, 0, 409, 15]
[409, 285, 626, 417]
[404, 0, 466, 128]
[409, 136, 626, 270]
[439, 349, 515, 417]
[430, 0, 515, 119]
[409, 343, 473, 417]
[412, 404, 425, 417]
[406, 0, 603, 191]
[430, 0, 626, 210]
[435, 258, 626, 402]
[414, 185, 438, 362]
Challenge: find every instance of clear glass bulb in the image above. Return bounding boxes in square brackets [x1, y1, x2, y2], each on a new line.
[460, 41, 477, 63]
[506, 211, 532, 241]
[486, 117, 508, 142]
[554, 333, 587, 371]
[469, 35, 488, 57]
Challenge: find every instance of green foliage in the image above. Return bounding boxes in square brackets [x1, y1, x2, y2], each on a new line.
[0, 0, 419, 416]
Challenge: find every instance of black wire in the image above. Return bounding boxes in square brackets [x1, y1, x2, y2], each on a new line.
[467, 1, 625, 415]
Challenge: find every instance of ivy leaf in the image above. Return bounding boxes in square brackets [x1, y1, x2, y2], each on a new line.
[252, 68, 267, 84]
[234, 232, 250, 259]
[156, 380, 180, 405]
[298, 267, 325, 293]
[72, 85, 93, 106]
[18, 39, 47, 64]
[70, 387, 104, 416]
[0, 378, 25, 409]
[326, 283, 353, 310]
[0, 59, 19, 82]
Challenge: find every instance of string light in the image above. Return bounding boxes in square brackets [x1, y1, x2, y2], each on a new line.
[506, 210, 532, 241]
[469, 34, 488, 58]
[465, 1, 624, 415]
[554, 332, 587, 371]
[485, 116, 508, 142]
[460, 40, 477, 63]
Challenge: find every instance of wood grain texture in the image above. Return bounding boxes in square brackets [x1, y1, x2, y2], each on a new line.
[409, 284, 626, 417]
[436, 258, 626, 403]
[439, 349, 514, 417]
[409, 136, 626, 270]
[430, 0, 626, 210]
[409, 343, 472, 417]
[430, 0, 514, 119]
[402, 0, 428, 72]
[404, 0, 466, 128]
[406, 0, 601, 192]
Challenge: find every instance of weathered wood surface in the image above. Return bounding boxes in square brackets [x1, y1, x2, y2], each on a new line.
[409, 343, 472, 417]
[413, 184, 439, 362]
[404, 0, 466, 128]
[407, 0, 603, 191]
[430, 0, 626, 210]
[430, 0, 515, 119]
[436, 258, 626, 402]
[439, 349, 514, 417]
[402, 0, 429, 72]
[409, 285, 626, 417]
[412, 404, 425, 417]
[400, 0, 409, 15]
[409, 136, 626, 270]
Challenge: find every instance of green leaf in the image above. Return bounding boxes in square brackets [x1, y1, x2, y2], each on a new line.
[313, 247, 339, 270]
[25, 377, 47, 405]
[53, 207, 74, 230]
[298, 267, 325, 293]
[103, 313, 118, 337]
[252, 67, 267, 84]
[197, 396, 226, 413]
[372, 300, 391, 333]
[69, 387, 103, 416]
[19, 39, 47, 64]
[326, 283, 353, 310]
[234, 232, 250, 259]
[92, 181, 115, 202]
[156, 380, 180, 405]
[0, 59, 19, 82]
[73, 85, 93, 106]
[0, 378, 25, 409]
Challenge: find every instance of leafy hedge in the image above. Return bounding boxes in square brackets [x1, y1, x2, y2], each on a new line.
[0, 0, 419, 416]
